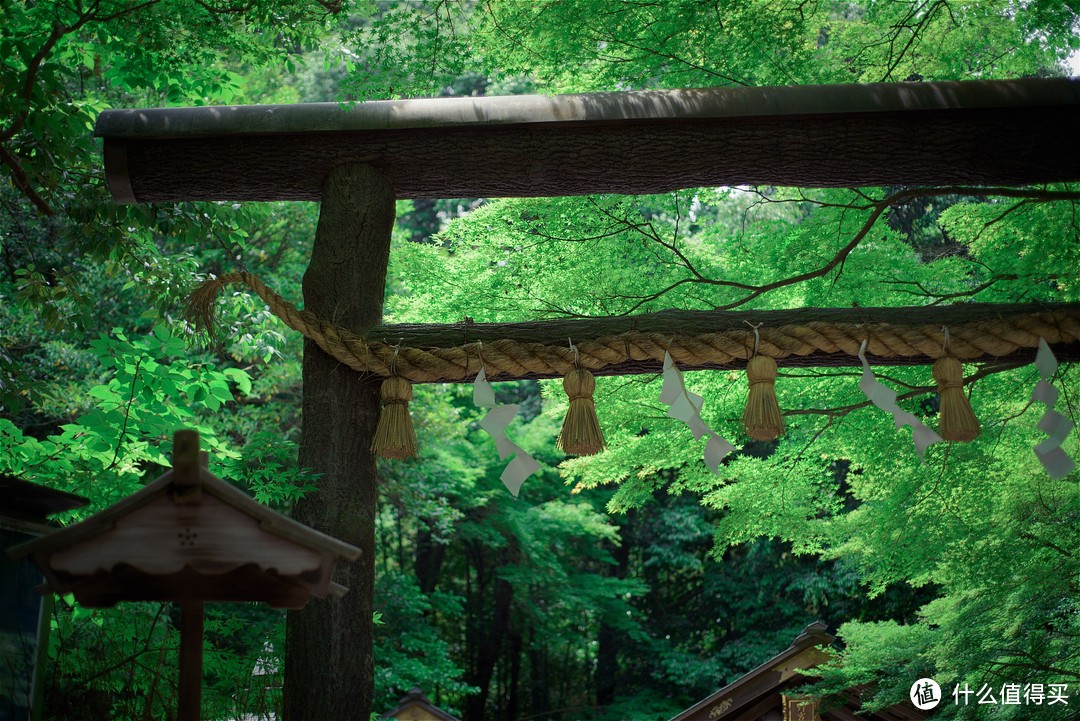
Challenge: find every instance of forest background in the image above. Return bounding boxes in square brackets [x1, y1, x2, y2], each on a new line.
[2, 1, 1079, 720]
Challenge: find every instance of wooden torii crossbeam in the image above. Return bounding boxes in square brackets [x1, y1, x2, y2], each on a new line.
[93, 77, 1080, 721]
[97, 78, 1080, 201]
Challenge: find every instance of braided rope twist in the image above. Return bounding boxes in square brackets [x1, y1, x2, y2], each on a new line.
[186, 273, 1080, 383]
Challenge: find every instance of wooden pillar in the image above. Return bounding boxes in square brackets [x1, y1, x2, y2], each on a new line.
[284, 164, 395, 721]
[178, 601, 205, 721]
[174, 431, 205, 721]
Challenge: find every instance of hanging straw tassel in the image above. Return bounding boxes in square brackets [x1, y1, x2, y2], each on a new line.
[933, 356, 981, 441]
[558, 368, 606, 456]
[371, 376, 418, 459]
[744, 355, 785, 441]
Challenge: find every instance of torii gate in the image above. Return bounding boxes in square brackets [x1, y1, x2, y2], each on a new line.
[94, 77, 1080, 721]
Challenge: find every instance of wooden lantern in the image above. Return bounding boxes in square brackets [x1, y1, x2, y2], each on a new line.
[8, 430, 361, 721]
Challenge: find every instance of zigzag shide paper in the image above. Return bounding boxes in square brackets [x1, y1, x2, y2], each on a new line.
[659, 352, 734, 474]
[1031, 338, 1077, 479]
[473, 367, 541, 496]
[857, 340, 942, 459]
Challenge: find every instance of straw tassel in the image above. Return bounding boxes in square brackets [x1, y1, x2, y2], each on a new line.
[743, 355, 785, 441]
[933, 356, 980, 442]
[371, 376, 418, 459]
[558, 368, 606, 456]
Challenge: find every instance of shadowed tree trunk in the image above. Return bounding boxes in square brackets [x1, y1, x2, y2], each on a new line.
[505, 628, 523, 721]
[529, 632, 550, 719]
[596, 520, 630, 707]
[464, 541, 515, 721]
[415, 525, 446, 594]
[284, 164, 395, 721]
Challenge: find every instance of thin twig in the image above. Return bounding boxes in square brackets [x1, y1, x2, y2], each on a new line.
[105, 357, 143, 472]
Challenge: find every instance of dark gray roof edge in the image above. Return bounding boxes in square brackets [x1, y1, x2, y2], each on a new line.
[94, 77, 1080, 139]
[0, 474, 90, 519]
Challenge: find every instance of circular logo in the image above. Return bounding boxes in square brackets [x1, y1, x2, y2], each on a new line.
[910, 678, 942, 710]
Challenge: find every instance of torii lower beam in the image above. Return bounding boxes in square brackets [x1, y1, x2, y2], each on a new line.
[188, 275, 1080, 379]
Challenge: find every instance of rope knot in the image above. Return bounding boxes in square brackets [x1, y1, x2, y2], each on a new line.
[380, 376, 413, 403]
[745, 355, 778, 383]
[563, 368, 596, 397]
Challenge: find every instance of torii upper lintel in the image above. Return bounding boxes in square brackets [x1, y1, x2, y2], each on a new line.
[95, 77, 1080, 203]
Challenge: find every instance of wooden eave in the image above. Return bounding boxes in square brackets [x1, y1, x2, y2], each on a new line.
[95, 77, 1080, 203]
[670, 622, 928, 721]
[670, 622, 836, 721]
[0, 474, 88, 523]
[7, 466, 360, 607]
[382, 689, 462, 721]
[8, 468, 359, 563]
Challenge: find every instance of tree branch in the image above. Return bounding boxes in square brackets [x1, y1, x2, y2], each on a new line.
[579, 186, 1080, 316]
[0, 144, 56, 215]
[783, 361, 1027, 419]
[881, 273, 1019, 305]
[0, 0, 161, 213]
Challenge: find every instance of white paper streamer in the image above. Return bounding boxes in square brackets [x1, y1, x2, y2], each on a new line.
[473, 367, 541, 496]
[660, 352, 734, 474]
[1031, 338, 1077, 479]
[857, 340, 942, 459]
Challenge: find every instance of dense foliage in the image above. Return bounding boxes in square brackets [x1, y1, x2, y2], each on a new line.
[2, 2, 1078, 720]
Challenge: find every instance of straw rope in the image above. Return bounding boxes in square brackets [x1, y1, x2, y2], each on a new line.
[187, 273, 1080, 383]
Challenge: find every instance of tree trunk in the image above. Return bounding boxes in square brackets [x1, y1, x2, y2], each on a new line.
[529, 635, 550, 719]
[284, 164, 395, 721]
[465, 573, 513, 721]
[414, 526, 446, 594]
[596, 518, 630, 707]
[506, 629, 522, 721]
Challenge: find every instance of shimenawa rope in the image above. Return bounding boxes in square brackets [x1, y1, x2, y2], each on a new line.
[186, 272, 1080, 384]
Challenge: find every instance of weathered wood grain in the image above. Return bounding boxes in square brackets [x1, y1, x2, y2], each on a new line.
[49, 493, 323, 576]
[284, 164, 393, 721]
[97, 79, 1080, 202]
[112, 107, 1080, 201]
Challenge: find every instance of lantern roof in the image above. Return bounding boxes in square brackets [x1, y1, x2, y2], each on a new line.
[8, 432, 360, 609]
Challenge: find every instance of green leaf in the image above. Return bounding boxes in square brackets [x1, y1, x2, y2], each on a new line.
[222, 367, 252, 395]
[208, 381, 233, 403]
[87, 385, 119, 402]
